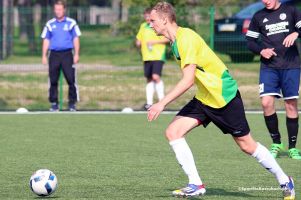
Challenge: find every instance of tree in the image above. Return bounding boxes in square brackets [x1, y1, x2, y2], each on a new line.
[17, 0, 37, 53]
[17, 0, 27, 40]
[0, 0, 14, 60]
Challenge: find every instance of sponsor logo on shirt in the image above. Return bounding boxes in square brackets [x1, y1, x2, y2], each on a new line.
[52, 25, 56, 29]
[280, 13, 287, 20]
[265, 21, 289, 36]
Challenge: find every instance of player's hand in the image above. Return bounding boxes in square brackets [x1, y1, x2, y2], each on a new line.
[147, 102, 165, 122]
[283, 32, 299, 48]
[260, 48, 277, 59]
[73, 54, 79, 64]
[135, 40, 141, 48]
[42, 55, 48, 65]
[147, 41, 155, 46]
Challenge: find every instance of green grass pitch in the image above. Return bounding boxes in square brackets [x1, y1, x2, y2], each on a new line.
[0, 113, 300, 199]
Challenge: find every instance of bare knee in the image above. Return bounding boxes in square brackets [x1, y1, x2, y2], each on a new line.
[285, 99, 298, 118]
[152, 74, 161, 83]
[261, 97, 275, 115]
[261, 98, 273, 110]
[165, 117, 199, 142]
[234, 134, 258, 155]
[165, 126, 184, 141]
[239, 143, 256, 155]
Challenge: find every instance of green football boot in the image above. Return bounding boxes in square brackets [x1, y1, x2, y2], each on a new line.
[288, 148, 301, 160]
[270, 143, 284, 158]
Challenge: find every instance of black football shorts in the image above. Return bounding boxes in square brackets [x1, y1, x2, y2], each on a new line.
[177, 91, 250, 137]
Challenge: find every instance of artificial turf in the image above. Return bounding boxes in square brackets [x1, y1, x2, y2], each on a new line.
[0, 113, 300, 199]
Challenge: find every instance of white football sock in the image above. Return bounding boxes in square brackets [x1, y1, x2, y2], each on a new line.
[155, 80, 165, 101]
[252, 143, 289, 185]
[146, 82, 155, 105]
[169, 138, 203, 185]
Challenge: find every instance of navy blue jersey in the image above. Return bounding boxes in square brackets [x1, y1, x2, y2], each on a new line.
[246, 4, 301, 69]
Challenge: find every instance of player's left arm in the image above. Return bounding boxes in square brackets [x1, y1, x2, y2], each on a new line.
[293, 5, 301, 37]
[283, 6, 301, 47]
[283, 32, 299, 47]
[147, 64, 196, 121]
[73, 37, 80, 64]
[72, 23, 81, 64]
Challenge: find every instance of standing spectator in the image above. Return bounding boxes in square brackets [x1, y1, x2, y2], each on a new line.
[41, 0, 81, 111]
[136, 8, 169, 110]
[246, 0, 301, 159]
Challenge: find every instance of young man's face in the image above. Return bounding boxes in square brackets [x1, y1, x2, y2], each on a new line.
[149, 10, 165, 36]
[54, 4, 65, 19]
[262, 0, 280, 10]
[144, 13, 151, 24]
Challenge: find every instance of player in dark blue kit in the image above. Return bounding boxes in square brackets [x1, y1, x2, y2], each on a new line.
[41, 0, 81, 112]
[246, 0, 301, 160]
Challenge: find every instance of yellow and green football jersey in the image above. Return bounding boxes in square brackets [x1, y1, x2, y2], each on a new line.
[136, 22, 166, 61]
[171, 27, 238, 108]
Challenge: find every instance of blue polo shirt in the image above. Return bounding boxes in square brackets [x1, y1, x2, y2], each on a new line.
[41, 17, 81, 51]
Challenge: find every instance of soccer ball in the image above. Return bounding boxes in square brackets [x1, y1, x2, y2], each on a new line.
[29, 169, 58, 196]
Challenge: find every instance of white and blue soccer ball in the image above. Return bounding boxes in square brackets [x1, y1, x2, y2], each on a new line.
[29, 169, 58, 196]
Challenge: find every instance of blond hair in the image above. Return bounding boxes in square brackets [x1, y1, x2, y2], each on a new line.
[152, 2, 176, 22]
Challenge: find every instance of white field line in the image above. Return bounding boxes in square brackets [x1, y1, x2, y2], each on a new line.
[0, 110, 293, 115]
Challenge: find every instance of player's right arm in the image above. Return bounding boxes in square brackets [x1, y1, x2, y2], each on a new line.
[148, 30, 200, 121]
[259, 48, 277, 59]
[148, 64, 196, 121]
[246, 15, 262, 54]
[41, 24, 51, 65]
[42, 39, 50, 65]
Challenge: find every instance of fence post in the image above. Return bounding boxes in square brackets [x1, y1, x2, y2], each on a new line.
[59, 68, 63, 110]
[209, 6, 215, 50]
[0, 0, 3, 60]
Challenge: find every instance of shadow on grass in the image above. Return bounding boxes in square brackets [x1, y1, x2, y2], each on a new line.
[278, 151, 288, 158]
[206, 188, 255, 197]
[34, 196, 60, 199]
[156, 187, 256, 199]
[158, 187, 283, 199]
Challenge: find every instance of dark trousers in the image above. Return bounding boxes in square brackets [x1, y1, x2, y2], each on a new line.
[48, 50, 78, 104]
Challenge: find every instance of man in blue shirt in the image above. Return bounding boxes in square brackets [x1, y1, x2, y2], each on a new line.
[41, 0, 81, 111]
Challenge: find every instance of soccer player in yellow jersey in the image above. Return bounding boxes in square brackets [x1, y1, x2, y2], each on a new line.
[147, 2, 295, 199]
[136, 8, 169, 110]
